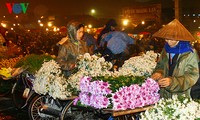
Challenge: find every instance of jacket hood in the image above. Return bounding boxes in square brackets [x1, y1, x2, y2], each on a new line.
[67, 21, 83, 43]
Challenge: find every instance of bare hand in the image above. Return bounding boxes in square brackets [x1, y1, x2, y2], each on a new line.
[151, 72, 163, 81]
[158, 78, 171, 88]
[69, 64, 76, 70]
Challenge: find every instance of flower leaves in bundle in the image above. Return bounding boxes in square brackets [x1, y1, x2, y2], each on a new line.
[14, 54, 54, 74]
[92, 76, 145, 92]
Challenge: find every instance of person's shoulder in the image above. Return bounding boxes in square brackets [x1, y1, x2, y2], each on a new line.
[57, 36, 69, 45]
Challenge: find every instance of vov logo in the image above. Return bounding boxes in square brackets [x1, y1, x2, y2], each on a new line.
[6, 3, 29, 14]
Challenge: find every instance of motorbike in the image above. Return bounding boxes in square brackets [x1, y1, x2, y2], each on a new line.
[11, 71, 35, 109]
[0, 76, 15, 97]
[27, 93, 112, 120]
[0, 67, 36, 110]
[28, 94, 75, 120]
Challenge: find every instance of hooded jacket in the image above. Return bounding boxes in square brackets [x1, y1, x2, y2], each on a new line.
[56, 22, 88, 70]
[154, 48, 199, 98]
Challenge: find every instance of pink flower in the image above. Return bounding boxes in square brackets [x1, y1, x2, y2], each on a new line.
[80, 76, 91, 92]
[79, 76, 160, 110]
[112, 78, 160, 110]
[73, 97, 79, 105]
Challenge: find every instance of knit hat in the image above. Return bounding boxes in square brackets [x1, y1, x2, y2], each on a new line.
[153, 19, 195, 41]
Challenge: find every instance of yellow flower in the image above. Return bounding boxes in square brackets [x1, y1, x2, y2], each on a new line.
[0, 67, 12, 78]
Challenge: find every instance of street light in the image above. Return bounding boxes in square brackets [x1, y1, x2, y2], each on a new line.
[90, 9, 96, 17]
[47, 22, 52, 27]
[141, 21, 145, 25]
[40, 23, 44, 27]
[91, 9, 95, 14]
[1, 23, 6, 28]
[123, 19, 129, 26]
[88, 24, 92, 28]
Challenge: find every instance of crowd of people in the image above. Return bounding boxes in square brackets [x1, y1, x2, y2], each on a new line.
[1, 17, 200, 100]
[1, 19, 165, 61]
[0, 16, 200, 120]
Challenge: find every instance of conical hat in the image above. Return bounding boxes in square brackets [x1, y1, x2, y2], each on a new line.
[153, 19, 195, 41]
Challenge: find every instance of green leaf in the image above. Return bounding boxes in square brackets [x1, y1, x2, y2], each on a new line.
[14, 54, 54, 74]
[92, 76, 146, 92]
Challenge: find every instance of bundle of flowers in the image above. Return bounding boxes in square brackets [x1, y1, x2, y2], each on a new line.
[140, 95, 200, 120]
[0, 67, 12, 78]
[113, 51, 158, 77]
[69, 51, 157, 91]
[33, 60, 71, 99]
[78, 76, 112, 109]
[33, 51, 158, 100]
[33, 53, 113, 99]
[67, 53, 113, 91]
[77, 76, 160, 110]
[93, 75, 146, 92]
[112, 78, 160, 110]
[14, 54, 54, 74]
[77, 53, 113, 77]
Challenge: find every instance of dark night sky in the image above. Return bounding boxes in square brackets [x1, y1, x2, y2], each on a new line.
[0, 0, 199, 18]
[0, 0, 159, 17]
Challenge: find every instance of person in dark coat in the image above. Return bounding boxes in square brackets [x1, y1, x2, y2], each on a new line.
[191, 62, 200, 99]
[96, 19, 117, 53]
[151, 19, 199, 99]
[56, 21, 89, 76]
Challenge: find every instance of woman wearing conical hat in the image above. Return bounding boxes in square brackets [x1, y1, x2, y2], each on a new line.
[151, 19, 199, 98]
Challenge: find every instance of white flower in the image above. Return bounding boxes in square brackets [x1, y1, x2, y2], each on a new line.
[33, 60, 70, 99]
[140, 95, 200, 120]
[33, 51, 158, 100]
[113, 51, 157, 77]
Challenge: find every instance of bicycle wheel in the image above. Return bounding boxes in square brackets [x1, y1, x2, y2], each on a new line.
[60, 102, 103, 120]
[12, 78, 27, 109]
[60, 100, 74, 120]
[0, 78, 13, 97]
[28, 95, 60, 120]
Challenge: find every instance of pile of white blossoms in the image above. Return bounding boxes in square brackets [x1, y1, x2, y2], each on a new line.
[33, 60, 71, 99]
[140, 95, 200, 120]
[33, 53, 113, 99]
[67, 53, 113, 91]
[113, 51, 158, 77]
[33, 51, 158, 99]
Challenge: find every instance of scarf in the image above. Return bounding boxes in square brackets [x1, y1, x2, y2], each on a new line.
[164, 41, 193, 54]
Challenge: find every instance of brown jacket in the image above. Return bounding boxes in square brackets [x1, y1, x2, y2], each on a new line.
[56, 38, 88, 70]
[154, 49, 199, 98]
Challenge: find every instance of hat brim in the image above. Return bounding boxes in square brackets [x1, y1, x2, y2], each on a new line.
[153, 19, 195, 41]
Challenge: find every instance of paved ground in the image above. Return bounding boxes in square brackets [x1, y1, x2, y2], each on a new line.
[0, 95, 29, 120]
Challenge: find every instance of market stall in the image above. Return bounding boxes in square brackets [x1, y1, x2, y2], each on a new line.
[31, 51, 159, 119]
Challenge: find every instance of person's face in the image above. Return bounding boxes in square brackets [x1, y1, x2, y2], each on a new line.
[76, 27, 84, 40]
[165, 39, 179, 47]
